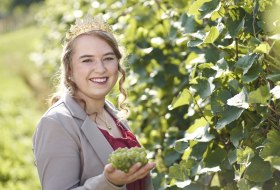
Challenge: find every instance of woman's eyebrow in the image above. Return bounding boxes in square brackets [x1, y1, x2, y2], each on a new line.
[79, 52, 115, 59]
[79, 55, 93, 59]
[104, 52, 115, 56]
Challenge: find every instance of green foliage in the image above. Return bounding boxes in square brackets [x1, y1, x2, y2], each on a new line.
[36, 0, 280, 189]
[0, 26, 43, 189]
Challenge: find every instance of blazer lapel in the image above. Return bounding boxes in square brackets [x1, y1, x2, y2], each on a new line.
[62, 93, 113, 165]
[81, 117, 113, 165]
[62, 93, 87, 120]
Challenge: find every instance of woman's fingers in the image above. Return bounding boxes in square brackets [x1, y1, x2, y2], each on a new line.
[127, 162, 156, 181]
[104, 163, 115, 173]
[104, 162, 156, 186]
[128, 162, 142, 173]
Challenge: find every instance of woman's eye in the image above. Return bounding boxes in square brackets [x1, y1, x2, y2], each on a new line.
[103, 56, 116, 62]
[82, 59, 92, 63]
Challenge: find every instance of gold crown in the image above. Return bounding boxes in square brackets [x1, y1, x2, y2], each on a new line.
[65, 15, 113, 42]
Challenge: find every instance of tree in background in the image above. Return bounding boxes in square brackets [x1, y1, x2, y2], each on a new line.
[0, 0, 44, 33]
[35, 0, 280, 189]
[0, 0, 43, 16]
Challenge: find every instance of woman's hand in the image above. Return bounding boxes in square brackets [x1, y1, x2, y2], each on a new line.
[104, 162, 156, 186]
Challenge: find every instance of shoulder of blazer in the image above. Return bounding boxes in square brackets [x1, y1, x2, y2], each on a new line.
[43, 94, 85, 120]
[39, 99, 81, 132]
[39, 100, 62, 119]
[42, 100, 70, 119]
[37, 100, 83, 147]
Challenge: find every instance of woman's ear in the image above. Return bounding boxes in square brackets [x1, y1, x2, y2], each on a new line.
[68, 67, 73, 81]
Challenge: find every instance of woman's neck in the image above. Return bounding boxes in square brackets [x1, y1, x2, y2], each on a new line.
[86, 99, 105, 115]
[75, 92, 106, 115]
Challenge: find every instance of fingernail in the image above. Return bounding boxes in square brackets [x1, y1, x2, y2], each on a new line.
[133, 162, 141, 168]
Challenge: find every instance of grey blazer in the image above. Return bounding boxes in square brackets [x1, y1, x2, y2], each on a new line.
[33, 93, 153, 190]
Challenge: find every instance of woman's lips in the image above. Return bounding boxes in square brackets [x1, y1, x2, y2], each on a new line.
[89, 77, 108, 84]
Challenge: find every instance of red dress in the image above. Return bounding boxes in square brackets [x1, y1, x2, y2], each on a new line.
[98, 115, 146, 190]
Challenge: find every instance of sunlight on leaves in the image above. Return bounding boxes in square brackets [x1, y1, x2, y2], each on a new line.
[169, 88, 192, 110]
[227, 88, 249, 109]
[270, 85, 280, 99]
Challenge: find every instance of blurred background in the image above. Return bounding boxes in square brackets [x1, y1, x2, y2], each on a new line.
[0, 0, 44, 189]
[0, 0, 280, 189]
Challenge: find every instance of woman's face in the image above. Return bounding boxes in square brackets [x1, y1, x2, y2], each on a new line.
[70, 34, 119, 101]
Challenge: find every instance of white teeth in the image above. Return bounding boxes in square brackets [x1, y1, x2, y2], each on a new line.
[91, 77, 107, 83]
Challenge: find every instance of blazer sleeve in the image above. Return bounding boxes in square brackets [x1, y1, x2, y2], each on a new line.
[33, 115, 125, 190]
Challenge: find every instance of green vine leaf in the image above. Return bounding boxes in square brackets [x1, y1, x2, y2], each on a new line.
[169, 88, 192, 110]
[174, 140, 189, 153]
[227, 17, 245, 38]
[210, 88, 232, 115]
[237, 147, 254, 164]
[190, 77, 215, 99]
[248, 85, 271, 105]
[266, 73, 280, 82]
[204, 26, 220, 43]
[230, 125, 248, 148]
[244, 156, 273, 183]
[235, 53, 258, 74]
[261, 129, 280, 158]
[237, 179, 250, 190]
[242, 62, 262, 83]
[179, 13, 197, 33]
[168, 163, 189, 182]
[199, 0, 220, 19]
[216, 107, 244, 130]
[266, 157, 280, 170]
[188, 0, 210, 17]
[184, 124, 215, 142]
[253, 42, 270, 54]
[204, 146, 227, 168]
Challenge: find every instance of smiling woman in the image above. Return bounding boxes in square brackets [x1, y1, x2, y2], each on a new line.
[32, 15, 155, 190]
[70, 35, 119, 107]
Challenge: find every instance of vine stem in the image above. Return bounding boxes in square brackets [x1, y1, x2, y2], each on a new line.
[243, 111, 258, 125]
[268, 104, 280, 116]
[267, 117, 279, 130]
[252, 0, 257, 37]
[191, 95, 226, 145]
[235, 37, 239, 61]
[192, 96, 212, 126]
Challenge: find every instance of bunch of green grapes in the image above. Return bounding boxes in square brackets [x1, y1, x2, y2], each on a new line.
[108, 147, 148, 173]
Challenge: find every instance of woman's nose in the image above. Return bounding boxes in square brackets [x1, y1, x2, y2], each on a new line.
[94, 59, 106, 73]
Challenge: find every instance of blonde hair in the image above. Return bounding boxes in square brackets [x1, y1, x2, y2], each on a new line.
[50, 30, 128, 113]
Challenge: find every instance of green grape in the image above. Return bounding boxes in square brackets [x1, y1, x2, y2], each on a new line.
[108, 147, 148, 173]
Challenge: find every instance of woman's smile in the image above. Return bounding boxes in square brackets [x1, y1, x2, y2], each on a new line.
[89, 77, 109, 84]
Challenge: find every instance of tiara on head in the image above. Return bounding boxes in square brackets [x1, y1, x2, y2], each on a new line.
[65, 15, 113, 42]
